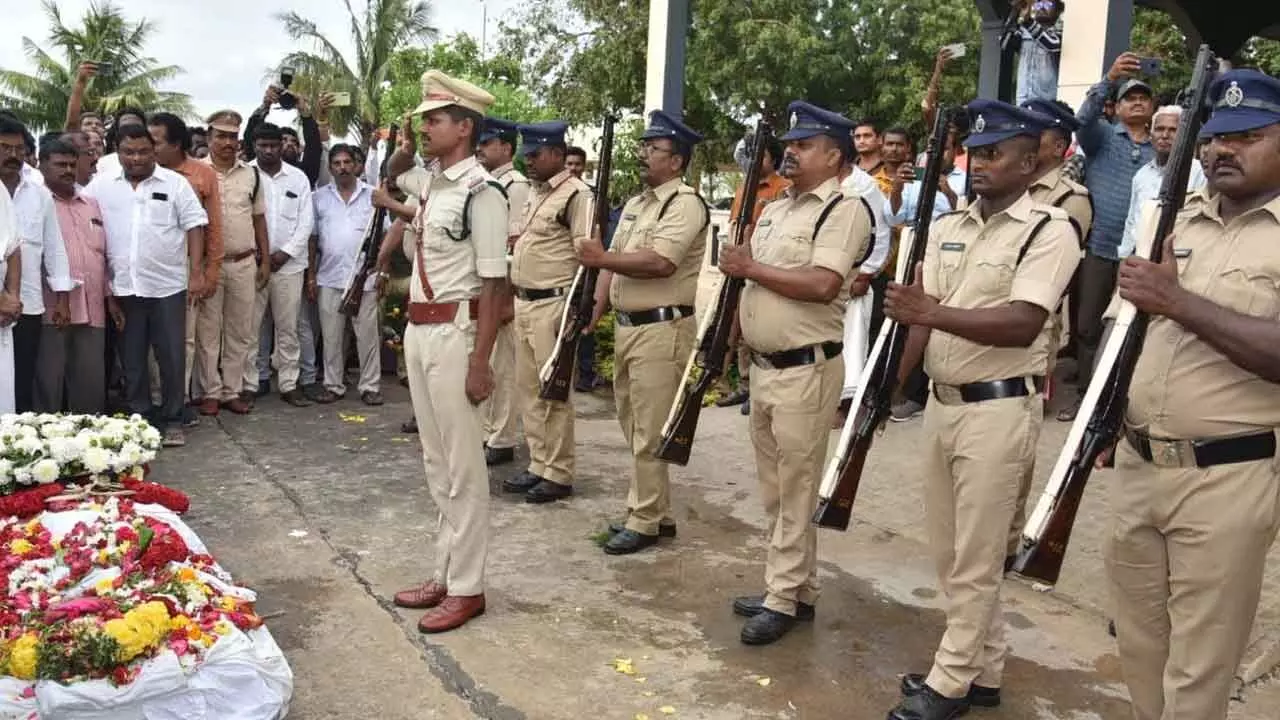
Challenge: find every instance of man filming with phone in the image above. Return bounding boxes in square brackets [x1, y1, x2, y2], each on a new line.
[243, 71, 328, 189]
[1012, 0, 1065, 105]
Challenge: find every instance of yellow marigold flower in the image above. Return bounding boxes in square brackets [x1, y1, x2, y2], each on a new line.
[7, 633, 39, 680]
[96, 549, 109, 564]
[187, 627, 204, 643]
[170, 614, 192, 630]
[218, 596, 239, 611]
[8, 539, 33, 555]
[95, 577, 115, 595]
[23, 519, 40, 534]
[176, 567, 198, 583]
[213, 620, 233, 636]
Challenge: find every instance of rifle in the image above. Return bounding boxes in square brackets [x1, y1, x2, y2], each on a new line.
[539, 115, 617, 401]
[1012, 45, 1217, 585]
[341, 124, 399, 316]
[812, 107, 951, 531]
[653, 122, 771, 466]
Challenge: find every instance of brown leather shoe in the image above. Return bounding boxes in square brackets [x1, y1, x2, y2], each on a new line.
[393, 581, 447, 609]
[418, 594, 485, 633]
[223, 397, 252, 415]
[199, 398, 220, 416]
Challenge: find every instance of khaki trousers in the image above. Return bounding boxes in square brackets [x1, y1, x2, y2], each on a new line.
[1106, 441, 1280, 720]
[244, 271, 304, 394]
[615, 316, 696, 536]
[196, 257, 258, 401]
[405, 318, 489, 596]
[317, 286, 380, 397]
[923, 393, 1043, 698]
[514, 297, 575, 484]
[749, 352, 843, 616]
[482, 321, 519, 451]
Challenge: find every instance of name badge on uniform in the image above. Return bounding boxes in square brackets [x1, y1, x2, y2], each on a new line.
[1173, 248, 1192, 259]
[151, 192, 168, 201]
[758, 219, 772, 228]
[941, 242, 965, 251]
[90, 218, 103, 227]
[285, 191, 298, 199]
[623, 213, 637, 221]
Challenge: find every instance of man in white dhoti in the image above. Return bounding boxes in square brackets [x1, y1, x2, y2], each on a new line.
[0, 183, 23, 414]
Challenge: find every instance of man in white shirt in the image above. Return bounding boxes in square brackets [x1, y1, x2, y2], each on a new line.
[247, 123, 315, 407]
[1118, 105, 1208, 259]
[0, 183, 23, 413]
[84, 124, 208, 447]
[837, 162, 891, 423]
[0, 116, 73, 411]
[309, 143, 381, 405]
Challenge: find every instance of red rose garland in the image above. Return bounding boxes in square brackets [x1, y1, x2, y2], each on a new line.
[0, 484, 66, 519]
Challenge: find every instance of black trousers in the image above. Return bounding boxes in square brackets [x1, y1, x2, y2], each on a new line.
[1075, 252, 1119, 392]
[867, 274, 890, 360]
[13, 313, 42, 412]
[119, 293, 186, 429]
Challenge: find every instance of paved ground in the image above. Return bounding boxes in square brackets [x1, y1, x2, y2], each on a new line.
[155, 372, 1279, 720]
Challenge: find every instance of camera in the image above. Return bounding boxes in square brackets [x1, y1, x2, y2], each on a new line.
[278, 66, 298, 111]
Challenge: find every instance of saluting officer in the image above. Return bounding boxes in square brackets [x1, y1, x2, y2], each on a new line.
[883, 100, 1079, 720]
[719, 102, 872, 645]
[1104, 69, 1280, 720]
[391, 71, 508, 634]
[474, 117, 529, 466]
[579, 111, 707, 555]
[501, 120, 592, 503]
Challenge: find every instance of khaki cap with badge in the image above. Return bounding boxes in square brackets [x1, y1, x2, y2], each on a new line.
[410, 70, 495, 116]
[206, 109, 244, 134]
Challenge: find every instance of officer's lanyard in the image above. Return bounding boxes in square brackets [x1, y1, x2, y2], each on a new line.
[515, 177, 569, 238]
[412, 177, 438, 301]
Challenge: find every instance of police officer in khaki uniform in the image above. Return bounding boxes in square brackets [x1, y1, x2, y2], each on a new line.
[579, 110, 707, 555]
[1104, 69, 1280, 720]
[391, 71, 508, 634]
[499, 121, 592, 503]
[883, 100, 1079, 720]
[719, 102, 872, 645]
[474, 117, 528, 465]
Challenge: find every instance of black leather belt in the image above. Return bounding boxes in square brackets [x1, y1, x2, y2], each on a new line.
[752, 342, 843, 370]
[932, 376, 1045, 405]
[1123, 425, 1277, 469]
[513, 285, 568, 302]
[615, 305, 694, 327]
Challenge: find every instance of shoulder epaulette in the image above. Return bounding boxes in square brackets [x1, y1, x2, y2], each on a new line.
[1031, 205, 1071, 222]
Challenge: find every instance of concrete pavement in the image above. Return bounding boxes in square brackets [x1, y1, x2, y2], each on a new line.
[154, 379, 1278, 719]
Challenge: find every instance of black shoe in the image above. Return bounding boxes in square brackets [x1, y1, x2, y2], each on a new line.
[887, 683, 971, 719]
[281, 388, 313, 407]
[715, 389, 749, 407]
[607, 521, 677, 539]
[256, 380, 271, 398]
[526, 480, 572, 504]
[502, 470, 543, 493]
[401, 417, 418, 434]
[740, 608, 797, 645]
[1108, 619, 1117, 637]
[732, 595, 815, 621]
[361, 390, 384, 406]
[1056, 399, 1080, 422]
[485, 445, 515, 466]
[901, 673, 1000, 707]
[741, 397, 751, 416]
[1004, 555, 1016, 573]
[603, 529, 659, 555]
[181, 405, 200, 429]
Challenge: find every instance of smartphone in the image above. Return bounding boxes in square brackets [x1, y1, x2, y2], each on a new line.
[86, 59, 112, 73]
[329, 91, 352, 107]
[1139, 57, 1163, 77]
[942, 43, 967, 60]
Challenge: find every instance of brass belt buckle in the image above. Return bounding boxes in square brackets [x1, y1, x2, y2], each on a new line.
[1148, 437, 1191, 468]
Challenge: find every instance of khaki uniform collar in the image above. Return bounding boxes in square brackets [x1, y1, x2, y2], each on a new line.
[644, 176, 685, 202]
[964, 190, 1035, 225]
[492, 162, 515, 179]
[1195, 191, 1280, 225]
[783, 175, 843, 202]
[1030, 166, 1064, 194]
[442, 155, 480, 182]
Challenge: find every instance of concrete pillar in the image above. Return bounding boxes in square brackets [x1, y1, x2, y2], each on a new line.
[1057, 0, 1134, 109]
[643, 0, 689, 115]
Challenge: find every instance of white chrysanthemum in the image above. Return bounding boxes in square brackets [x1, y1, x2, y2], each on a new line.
[32, 458, 60, 485]
[14, 469, 33, 486]
[48, 436, 76, 464]
[119, 442, 143, 466]
[83, 445, 111, 474]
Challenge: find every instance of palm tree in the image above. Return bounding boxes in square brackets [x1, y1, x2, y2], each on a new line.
[276, 0, 438, 147]
[0, 0, 194, 131]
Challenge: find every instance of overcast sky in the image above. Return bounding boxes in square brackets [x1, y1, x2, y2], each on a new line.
[3, 0, 518, 126]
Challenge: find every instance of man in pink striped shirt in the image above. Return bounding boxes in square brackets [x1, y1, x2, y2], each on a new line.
[34, 135, 111, 412]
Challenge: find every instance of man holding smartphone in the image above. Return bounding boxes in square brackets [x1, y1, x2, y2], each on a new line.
[1013, 0, 1065, 105]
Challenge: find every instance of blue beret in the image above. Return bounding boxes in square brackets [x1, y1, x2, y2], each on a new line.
[639, 110, 703, 146]
[1020, 98, 1080, 133]
[478, 117, 519, 144]
[964, 99, 1051, 148]
[1201, 69, 1280, 137]
[518, 120, 569, 156]
[779, 101, 855, 142]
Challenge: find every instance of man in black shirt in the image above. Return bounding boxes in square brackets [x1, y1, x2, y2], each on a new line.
[243, 86, 326, 189]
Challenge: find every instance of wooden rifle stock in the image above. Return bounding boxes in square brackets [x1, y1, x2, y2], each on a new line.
[341, 125, 398, 316]
[654, 122, 772, 465]
[813, 108, 952, 530]
[1012, 45, 1217, 584]
[539, 116, 616, 402]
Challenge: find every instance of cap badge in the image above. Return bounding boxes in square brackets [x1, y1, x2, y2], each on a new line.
[973, 114, 986, 133]
[790, 111, 798, 128]
[1224, 81, 1244, 108]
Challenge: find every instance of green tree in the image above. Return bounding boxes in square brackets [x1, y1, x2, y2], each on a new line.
[0, 0, 193, 131]
[276, 0, 437, 147]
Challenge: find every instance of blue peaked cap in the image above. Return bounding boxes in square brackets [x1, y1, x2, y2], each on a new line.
[639, 110, 703, 146]
[479, 117, 519, 144]
[518, 120, 569, 156]
[779, 101, 855, 142]
[1201, 69, 1280, 136]
[964, 99, 1052, 148]
[1020, 98, 1080, 133]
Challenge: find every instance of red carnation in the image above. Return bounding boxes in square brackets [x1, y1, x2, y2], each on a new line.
[0, 483, 66, 519]
[122, 479, 190, 514]
[139, 524, 190, 571]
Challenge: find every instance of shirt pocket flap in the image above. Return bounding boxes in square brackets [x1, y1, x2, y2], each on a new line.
[1215, 266, 1280, 318]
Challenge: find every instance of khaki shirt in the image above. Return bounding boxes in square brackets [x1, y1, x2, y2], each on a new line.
[511, 170, 591, 289]
[739, 177, 872, 353]
[412, 156, 507, 303]
[206, 159, 266, 256]
[396, 166, 434, 260]
[492, 163, 531, 239]
[608, 177, 707, 312]
[1029, 166, 1093, 247]
[1127, 194, 1280, 438]
[922, 192, 1079, 385]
